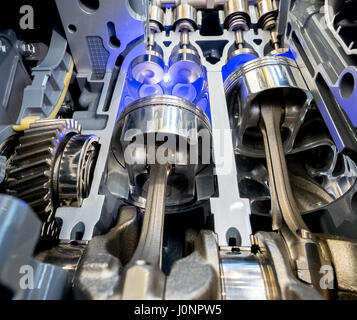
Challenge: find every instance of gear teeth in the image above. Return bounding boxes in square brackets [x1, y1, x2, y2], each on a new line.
[41, 219, 61, 240]
[6, 119, 81, 239]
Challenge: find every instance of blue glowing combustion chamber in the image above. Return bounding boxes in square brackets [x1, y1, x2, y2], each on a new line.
[118, 57, 212, 122]
[222, 48, 296, 81]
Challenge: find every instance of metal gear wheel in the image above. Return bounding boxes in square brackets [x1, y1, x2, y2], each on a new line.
[6, 119, 82, 238]
[56, 134, 99, 207]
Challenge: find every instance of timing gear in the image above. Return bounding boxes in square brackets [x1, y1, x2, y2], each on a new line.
[5, 119, 99, 239]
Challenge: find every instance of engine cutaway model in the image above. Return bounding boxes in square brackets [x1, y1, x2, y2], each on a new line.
[0, 0, 357, 301]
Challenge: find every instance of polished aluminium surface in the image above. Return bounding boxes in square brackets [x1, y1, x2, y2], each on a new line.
[118, 94, 210, 125]
[110, 94, 213, 208]
[173, 4, 197, 29]
[224, 56, 305, 95]
[220, 249, 268, 300]
[225, 56, 313, 157]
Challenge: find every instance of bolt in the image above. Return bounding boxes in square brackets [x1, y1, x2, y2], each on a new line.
[18, 41, 35, 57]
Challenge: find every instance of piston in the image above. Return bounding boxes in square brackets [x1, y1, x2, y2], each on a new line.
[224, 56, 313, 157]
[110, 95, 213, 209]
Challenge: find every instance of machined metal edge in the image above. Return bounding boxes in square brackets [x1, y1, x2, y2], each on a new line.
[224, 56, 298, 94]
[118, 95, 211, 131]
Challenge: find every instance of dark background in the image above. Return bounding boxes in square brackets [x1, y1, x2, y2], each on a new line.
[0, 0, 58, 43]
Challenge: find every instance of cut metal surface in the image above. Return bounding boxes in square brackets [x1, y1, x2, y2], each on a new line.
[288, 0, 357, 155]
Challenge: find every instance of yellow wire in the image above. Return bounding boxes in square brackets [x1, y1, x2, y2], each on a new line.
[13, 60, 75, 132]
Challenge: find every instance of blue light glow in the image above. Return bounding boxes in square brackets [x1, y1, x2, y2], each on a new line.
[139, 84, 163, 98]
[276, 48, 295, 60]
[222, 53, 258, 81]
[172, 83, 197, 102]
[222, 48, 297, 81]
[163, 73, 171, 83]
[118, 55, 212, 123]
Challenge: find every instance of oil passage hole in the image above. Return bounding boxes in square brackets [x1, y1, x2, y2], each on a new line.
[340, 72, 355, 99]
[107, 21, 121, 48]
[78, 0, 99, 13]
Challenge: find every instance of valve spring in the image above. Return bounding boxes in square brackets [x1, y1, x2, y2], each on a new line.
[228, 12, 250, 32]
[260, 12, 277, 30]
